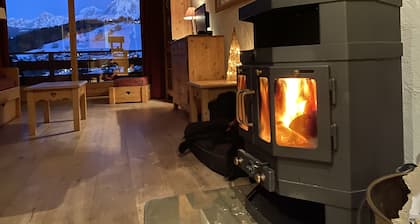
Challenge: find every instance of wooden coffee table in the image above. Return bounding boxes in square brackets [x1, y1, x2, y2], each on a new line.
[25, 81, 88, 136]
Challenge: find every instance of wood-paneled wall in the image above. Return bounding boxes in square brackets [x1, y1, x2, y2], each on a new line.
[190, 0, 254, 70]
[171, 0, 193, 40]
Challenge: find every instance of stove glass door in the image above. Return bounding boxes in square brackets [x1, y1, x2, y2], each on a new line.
[253, 65, 333, 163]
[259, 77, 271, 143]
[274, 78, 318, 149]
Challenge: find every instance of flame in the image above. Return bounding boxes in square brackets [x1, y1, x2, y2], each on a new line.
[237, 75, 247, 91]
[259, 77, 271, 142]
[274, 78, 318, 149]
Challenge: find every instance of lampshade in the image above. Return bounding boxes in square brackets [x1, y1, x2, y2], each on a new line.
[0, 7, 6, 20]
[184, 7, 195, 20]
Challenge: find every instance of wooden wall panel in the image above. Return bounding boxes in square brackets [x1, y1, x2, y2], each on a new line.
[171, 0, 193, 40]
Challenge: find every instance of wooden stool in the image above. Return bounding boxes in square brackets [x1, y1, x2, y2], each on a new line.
[109, 84, 150, 104]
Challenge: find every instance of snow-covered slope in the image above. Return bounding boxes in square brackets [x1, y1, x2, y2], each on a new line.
[29, 22, 142, 52]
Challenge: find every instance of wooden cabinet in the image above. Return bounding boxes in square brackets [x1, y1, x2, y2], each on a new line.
[170, 35, 225, 111]
[0, 67, 21, 126]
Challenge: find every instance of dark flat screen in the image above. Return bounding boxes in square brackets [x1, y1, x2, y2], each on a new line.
[195, 4, 209, 34]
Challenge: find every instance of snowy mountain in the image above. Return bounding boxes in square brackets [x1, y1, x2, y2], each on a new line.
[103, 0, 139, 20]
[8, 0, 139, 29]
[7, 18, 27, 29]
[33, 12, 68, 28]
[8, 12, 68, 29]
[76, 6, 103, 20]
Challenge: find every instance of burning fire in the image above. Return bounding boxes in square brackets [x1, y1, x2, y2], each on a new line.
[259, 77, 271, 142]
[275, 78, 318, 149]
[237, 75, 247, 91]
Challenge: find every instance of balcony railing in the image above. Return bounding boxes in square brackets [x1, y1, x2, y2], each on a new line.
[10, 50, 143, 85]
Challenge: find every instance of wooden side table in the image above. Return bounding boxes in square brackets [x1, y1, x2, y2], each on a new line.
[188, 80, 237, 122]
[25, 81, 88, 136]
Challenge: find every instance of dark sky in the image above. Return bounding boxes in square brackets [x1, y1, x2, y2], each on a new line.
[6, 0, 111, 19]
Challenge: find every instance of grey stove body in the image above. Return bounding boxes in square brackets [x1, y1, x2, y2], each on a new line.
[234, 0, 404, 223]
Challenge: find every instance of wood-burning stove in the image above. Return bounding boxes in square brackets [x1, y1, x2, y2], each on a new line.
[235, 0, 404, 223]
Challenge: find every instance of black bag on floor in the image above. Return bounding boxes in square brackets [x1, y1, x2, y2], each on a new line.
[178, 120, 246, 180]
[208, 91, 236, 122]
[178, 91, 246, 180]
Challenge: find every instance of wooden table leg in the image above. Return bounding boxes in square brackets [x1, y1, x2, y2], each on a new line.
[109, 87, 115, 104]
[15, 97, 21, 117]
[189, 86, 198, 122]
[80, 87, 87, 120]
[200, 89, 210, 121]
[26, 92, 37, 136]
[72, 88, 81, 131]
[43, 100, 50, 123]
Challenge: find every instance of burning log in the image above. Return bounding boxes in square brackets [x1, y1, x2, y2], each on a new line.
[275, 112, 317, 148]
[276, 124, 309, 147]
[289, 112, 317, 139]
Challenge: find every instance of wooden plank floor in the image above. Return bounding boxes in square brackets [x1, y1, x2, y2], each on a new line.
[0, 99, 247, 224]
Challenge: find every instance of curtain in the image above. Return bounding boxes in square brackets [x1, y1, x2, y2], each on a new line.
[141, 0, 166, 99]
[0, 0, 9, 67]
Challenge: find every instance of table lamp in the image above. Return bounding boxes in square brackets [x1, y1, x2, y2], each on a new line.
[184, 7, 195, 35]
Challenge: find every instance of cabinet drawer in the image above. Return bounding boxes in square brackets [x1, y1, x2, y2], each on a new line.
[0, 87, 19, 102]
[31, 90, 72, 101]
[110, 86, 142, 103]
[114, 86, 141, 99]
[0, 99, 17, 126]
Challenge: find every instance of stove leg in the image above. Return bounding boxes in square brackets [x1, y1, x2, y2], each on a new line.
[245, 185, 325, 224]
[325, 204, 372, 224]
[245, 185, 373, 224]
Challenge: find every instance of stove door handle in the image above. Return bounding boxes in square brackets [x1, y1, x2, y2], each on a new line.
[236, 89, 255, 128]
[242, 90, 255, 127]
[236, 90, 245, 126]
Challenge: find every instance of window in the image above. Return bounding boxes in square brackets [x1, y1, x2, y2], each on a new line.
[274, 78, 318, 149]
[7, 0, 142, 83]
